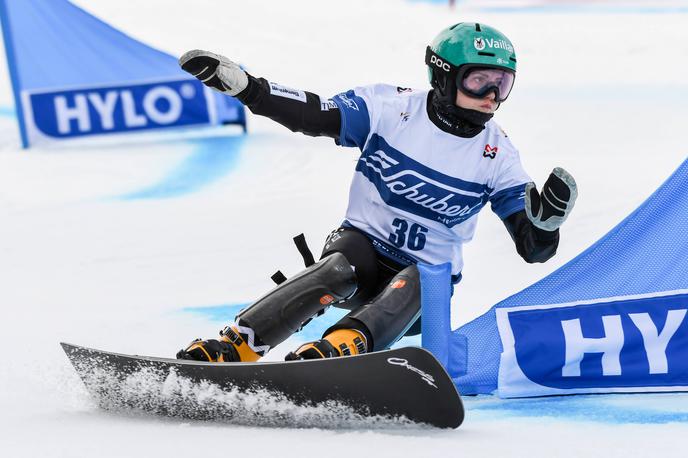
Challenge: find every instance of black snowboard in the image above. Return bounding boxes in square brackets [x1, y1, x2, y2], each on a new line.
[61, 342, 463, 428]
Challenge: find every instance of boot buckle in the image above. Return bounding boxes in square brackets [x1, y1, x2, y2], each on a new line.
[220, 326, 244, 345]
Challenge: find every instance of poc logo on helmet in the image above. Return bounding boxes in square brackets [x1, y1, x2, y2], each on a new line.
[474, 37, 486, 51]
[429, 55, 451, 72]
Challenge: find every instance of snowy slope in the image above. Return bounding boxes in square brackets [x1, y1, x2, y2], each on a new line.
[1, 1, 687, 457]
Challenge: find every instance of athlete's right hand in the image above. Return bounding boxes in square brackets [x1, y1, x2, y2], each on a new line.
[179, 50, 249, 96]
[176, 338, 239, 362]
[524, 167, 578, 232]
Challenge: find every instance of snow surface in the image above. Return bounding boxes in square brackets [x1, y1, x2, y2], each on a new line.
[1, 0, 688, 456]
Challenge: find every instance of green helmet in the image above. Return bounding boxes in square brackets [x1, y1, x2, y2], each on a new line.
[426, 23, 517, 107]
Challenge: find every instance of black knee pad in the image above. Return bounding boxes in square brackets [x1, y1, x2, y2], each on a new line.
[325, 265, 421, 352]
[236, 252, 357, 349]
[321, 227, 380, 307]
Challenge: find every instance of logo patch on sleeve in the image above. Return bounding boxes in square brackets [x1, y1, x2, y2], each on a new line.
[483, 144, 498, 159]
[336, 93, 359, 111]
[320, 99, 338, 111]
[269, 82, 307, 103]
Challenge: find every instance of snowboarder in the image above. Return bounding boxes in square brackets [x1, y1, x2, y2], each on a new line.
[176, 22, 577, 363]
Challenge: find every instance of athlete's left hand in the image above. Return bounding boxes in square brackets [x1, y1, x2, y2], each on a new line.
[525, 167, 578, 231]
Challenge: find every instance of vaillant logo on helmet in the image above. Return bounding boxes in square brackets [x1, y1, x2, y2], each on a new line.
[474, 37, 486, 51]
[478, 37, 514, 53]
[430, 55, 451, 73]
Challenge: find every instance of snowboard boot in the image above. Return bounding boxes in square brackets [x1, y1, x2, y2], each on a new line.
[177, 325, 260, 362]
[285, 329, 368, 360]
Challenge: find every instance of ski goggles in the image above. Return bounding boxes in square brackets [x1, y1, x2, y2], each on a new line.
[425, 47, 516, 102]
[457, 66, 515, 102]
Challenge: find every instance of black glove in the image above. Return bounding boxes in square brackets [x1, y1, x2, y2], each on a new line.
[525, 167, 578, 231]
[176, 338, 239, 362]
[178, 50, 248, 96]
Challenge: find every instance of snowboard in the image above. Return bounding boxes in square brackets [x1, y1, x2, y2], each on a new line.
[61, 342, 463, 428]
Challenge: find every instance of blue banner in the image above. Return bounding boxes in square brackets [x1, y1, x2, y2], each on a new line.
[24, 79, 212, 141]
[0, 0, 245, 148]
[497, 291, 688, 397]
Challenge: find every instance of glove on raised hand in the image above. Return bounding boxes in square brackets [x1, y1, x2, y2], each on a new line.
[525, 167, 578, 232]
[179, 50, 248, 96]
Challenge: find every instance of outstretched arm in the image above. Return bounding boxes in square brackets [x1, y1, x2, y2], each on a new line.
[179, 50, 341, 139]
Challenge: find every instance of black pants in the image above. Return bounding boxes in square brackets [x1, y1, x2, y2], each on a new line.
[320, 227, 422, 351]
